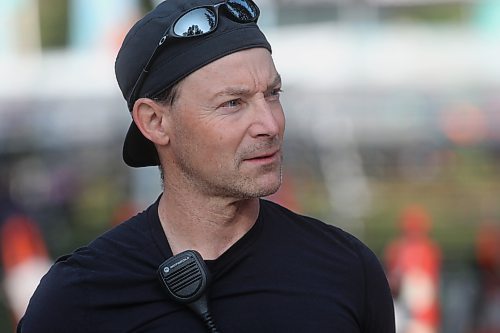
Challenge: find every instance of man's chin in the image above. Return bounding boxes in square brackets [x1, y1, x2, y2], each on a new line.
[253, 176, 283, 198]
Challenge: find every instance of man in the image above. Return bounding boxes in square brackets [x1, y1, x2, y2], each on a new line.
[18, 0, 395, 332]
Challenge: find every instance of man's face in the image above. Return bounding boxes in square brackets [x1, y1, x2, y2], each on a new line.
[164, 48, 285, 199]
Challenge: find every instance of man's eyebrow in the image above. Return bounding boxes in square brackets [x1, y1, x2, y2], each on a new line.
[263, 74, 282, 95]
[270, 73, 282, 88]
[214, 73, 283, 98]
[215, 86, 251, 97]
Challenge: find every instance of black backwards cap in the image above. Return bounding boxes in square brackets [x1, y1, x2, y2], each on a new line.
[115, 0, 272, 167]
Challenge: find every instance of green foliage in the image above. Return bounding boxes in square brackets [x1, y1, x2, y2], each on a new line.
[381, 3, 473, 24]
[39, 0, 69, 48]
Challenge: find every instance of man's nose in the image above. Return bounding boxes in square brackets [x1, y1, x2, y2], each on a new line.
[248, 98, 284, 138]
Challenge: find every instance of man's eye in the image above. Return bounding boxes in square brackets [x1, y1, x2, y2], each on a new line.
[221, 99, 241, 108]
[266, 88, 282, 100]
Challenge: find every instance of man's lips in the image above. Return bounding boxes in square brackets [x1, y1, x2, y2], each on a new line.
[243, 149, 281, 162]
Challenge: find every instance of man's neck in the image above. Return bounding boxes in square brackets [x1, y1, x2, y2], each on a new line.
[157, 190, 260, 260]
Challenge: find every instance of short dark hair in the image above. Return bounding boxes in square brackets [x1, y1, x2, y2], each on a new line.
[152, 82, 181, 107]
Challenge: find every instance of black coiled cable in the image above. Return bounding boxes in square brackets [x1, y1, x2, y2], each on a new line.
[201, 311, 220, 333]
[188, 294, 221, 333]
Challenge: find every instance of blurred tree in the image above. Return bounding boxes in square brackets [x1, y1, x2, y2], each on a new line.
[381, 3, 472, 24]
[39, 0, 68, 48]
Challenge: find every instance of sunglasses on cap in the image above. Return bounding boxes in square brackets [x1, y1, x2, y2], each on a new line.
[128, 0, 261, 107]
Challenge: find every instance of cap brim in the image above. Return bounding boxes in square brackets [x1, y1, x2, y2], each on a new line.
[123, 121, 160, 167]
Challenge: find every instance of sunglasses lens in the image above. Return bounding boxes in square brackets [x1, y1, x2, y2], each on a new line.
[173, 8, 217, 37]
[226, 0, 259, 22]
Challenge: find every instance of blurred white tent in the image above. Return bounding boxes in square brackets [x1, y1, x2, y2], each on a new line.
[1, 22, 500, 96]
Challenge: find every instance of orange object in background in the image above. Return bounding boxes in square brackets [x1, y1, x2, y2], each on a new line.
[1, 214, 51, 326]
[384, 205, 442, 333]
[474, 221, 500, 333]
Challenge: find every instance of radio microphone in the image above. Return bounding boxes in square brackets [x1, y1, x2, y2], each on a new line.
[158, 250, 220, 333]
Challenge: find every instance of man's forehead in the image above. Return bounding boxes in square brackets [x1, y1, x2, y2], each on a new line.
[181, 48, 277, 88]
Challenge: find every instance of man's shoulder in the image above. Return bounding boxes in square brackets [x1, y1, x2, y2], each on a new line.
[88, 207, 152, 254]
[34, 207, 155, 292]
[261, 199, 354, 239]
[68, 203, 166, 278]
[18, 203, 166, 332]
[260, 199, 378, 261]
[260, 198, 333, 227]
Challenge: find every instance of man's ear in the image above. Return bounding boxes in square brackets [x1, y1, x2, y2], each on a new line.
[132, 98, 171, 146]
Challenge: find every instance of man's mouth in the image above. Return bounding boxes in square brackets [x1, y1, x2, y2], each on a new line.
[244, 149, 281, 163]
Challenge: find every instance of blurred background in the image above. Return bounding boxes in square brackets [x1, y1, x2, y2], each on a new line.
[1, 0, 500, 332]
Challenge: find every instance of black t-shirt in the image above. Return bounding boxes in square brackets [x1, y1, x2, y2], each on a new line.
[18, 198, 395, 332]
